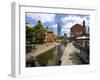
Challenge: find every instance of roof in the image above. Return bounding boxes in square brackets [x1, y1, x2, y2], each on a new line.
[71, 24, 82, 29]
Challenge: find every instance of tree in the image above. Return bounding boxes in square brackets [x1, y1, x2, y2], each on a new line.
[32, 22, 46, 44]
[26, 20, 47, 44]
[26, 26, 35, 44]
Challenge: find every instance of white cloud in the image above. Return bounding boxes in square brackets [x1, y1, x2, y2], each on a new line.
[61, 15, 89, 29]
[61, 28, 70, 37]
[26, 13, 56, 23]
[61, 15, 88, 24]
[51, 24, 57, 28]
[62, 22, 75, 29]
[61, 28, 70, 33]
[61, 15, 90, 37]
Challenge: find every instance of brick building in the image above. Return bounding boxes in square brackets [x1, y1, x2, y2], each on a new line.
[70, 21, 86, 38]
[44, 31, 54, 42]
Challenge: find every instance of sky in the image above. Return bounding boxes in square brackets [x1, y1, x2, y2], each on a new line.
[26, 12, 90, 37]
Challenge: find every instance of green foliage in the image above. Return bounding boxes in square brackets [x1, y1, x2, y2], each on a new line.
[26, 23, 46, 44]
[26, 26, 34, 44]
[33, 23, 46, 36]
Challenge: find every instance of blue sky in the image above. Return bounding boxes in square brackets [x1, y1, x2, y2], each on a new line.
[26, 12, 90, 37]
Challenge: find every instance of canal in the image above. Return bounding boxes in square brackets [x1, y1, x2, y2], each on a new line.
[26, 42, 67, 67]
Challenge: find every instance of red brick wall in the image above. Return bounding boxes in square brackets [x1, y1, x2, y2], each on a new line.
[71, 24, 85, 37]
[45, 32, 54, 42]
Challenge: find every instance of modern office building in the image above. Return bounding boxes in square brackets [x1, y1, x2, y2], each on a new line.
[57, 22, 61, 36]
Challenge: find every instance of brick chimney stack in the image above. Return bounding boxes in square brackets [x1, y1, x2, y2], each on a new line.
[83, 21, 86, 35]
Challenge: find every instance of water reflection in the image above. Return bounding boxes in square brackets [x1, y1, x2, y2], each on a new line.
[54, 42, 67, 65]
[26, 42, 67, 67]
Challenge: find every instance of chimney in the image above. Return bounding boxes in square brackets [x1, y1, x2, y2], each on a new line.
[83, 21, 86, 35]
[83, 21, 85, 27]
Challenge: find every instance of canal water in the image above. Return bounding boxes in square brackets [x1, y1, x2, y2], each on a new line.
[36, 42, 66, 66]
[26, 42, 67, 67]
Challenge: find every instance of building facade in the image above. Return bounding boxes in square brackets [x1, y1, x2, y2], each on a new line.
[44, 31, 54, 42]
[70, 21, 86, 38]
[57, 22, 61, 36]
[70, 24, 84, 38]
